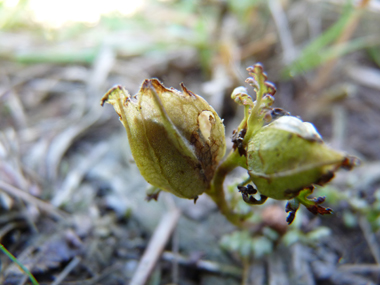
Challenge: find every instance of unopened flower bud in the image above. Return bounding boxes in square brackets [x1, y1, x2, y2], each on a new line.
[246, 116, 354, 200]
[101, 79, 226, 199]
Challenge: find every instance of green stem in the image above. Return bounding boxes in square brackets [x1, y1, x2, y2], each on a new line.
[0, 243, 39, 285]
[206, 149, 247, 228]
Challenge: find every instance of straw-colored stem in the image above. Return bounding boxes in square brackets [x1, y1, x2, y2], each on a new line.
[311, 0, 371, 91]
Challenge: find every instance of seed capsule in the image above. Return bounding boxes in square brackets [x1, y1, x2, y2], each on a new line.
[101, 79, 226, 199]
[246, 116, 354, 200]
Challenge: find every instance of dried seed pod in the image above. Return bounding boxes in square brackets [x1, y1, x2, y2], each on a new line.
[101, 79, 226, 199]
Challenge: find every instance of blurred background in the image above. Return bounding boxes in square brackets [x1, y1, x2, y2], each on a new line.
[1, 0, 380, 284]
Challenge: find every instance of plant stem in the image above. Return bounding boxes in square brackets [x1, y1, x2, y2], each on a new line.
[0, 243, 39, 285]
[206, 149, 247, 228]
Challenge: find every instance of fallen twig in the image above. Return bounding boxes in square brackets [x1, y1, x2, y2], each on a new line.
[0, 180, 68, 220]
[130, 209, 181, 285]
[338, 263, 380, 274]
[268, 0, 297, 64]
[51, 256, 81, 285]
[359, 216, 380, 264]
[161, 251, 243, 278]
[51, 142, 109, 207]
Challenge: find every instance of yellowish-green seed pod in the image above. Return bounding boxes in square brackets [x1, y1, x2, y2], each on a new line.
[247, 116, 352, 200]
[101, 79, 226, 199]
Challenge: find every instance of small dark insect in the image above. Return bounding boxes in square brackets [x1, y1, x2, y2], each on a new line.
[286, 211, 296, 225]
[146, 192, 160, 201]
[271, 108, 290, 120]
[232, 128, 247, 156]
[285, 201, 298, 225]
[238, 184, 268, 205]
[237, 184, 257, 195]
